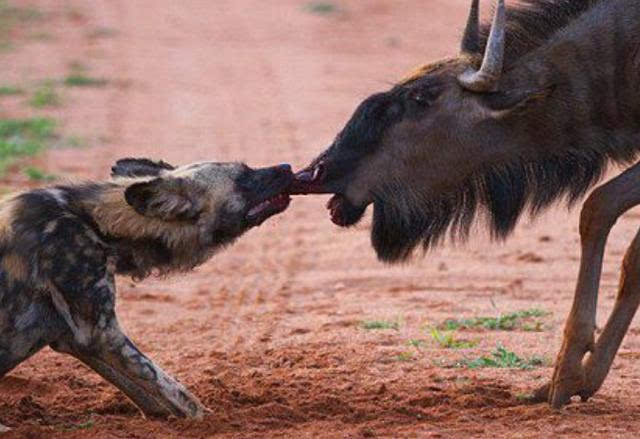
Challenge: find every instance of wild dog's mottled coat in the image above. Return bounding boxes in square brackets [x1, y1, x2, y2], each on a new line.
[0, 159, 292, 421]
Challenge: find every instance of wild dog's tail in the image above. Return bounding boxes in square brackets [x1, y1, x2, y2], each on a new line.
[111, 158, 175, 178]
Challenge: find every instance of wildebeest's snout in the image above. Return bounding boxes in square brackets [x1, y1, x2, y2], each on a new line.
[290, 149, 348, 195]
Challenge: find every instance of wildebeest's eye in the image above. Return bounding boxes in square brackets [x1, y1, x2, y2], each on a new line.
[408, 89, 434, 106]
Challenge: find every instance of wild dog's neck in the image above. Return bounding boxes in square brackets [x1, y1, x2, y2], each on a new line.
[78, 183, 213, 279]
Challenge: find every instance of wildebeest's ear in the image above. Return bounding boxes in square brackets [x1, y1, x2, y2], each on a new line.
[482, 86, 554, 117]
[111, 158, 175, 178]
[124, 177, 205, 221]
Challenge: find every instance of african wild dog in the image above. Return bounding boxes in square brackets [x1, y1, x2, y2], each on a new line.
[292, 0, 640, 407]
[0, 158, 292, 427]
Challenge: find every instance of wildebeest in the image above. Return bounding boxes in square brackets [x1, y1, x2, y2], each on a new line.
[0, 158, 292, 427]
[292, 0, 640, 407]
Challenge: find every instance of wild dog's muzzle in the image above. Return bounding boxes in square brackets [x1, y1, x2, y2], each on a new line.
[243, 164, 293, 227]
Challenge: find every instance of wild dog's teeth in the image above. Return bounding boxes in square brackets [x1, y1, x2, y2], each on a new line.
[248, 200, 270, 216]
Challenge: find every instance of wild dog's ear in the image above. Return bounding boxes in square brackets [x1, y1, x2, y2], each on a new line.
[124, 177, 205, 221]
[112, 158, 175, 178]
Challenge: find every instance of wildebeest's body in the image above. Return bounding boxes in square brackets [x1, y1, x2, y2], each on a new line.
[292, 0, 640, 407]
[0, 159, 292, 425]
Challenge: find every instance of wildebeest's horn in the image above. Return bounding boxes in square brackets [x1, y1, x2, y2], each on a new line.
[460, 0, 480, 54]
[458, 0, 506, 92]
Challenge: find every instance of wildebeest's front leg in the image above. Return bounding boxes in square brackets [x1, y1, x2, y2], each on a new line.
[533, 161, 640, 407]
[48, 269, 205, 418]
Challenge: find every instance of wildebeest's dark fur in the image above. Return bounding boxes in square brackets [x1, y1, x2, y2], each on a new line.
[291, 0, 640, 407]
[294, 0, 640, 261]
[0, 159, 292, 424]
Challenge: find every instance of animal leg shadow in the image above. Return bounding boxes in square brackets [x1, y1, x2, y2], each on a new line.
[51, 329, 205, 419]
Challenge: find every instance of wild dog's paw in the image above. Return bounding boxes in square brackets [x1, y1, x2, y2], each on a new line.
[111, 158, 175, 178]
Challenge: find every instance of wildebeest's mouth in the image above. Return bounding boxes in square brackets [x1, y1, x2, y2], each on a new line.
[326, 194, 367, 227]
[289, 162, 328, 194]
[246, 193, 291, 226]
[291, 162, 367, 227]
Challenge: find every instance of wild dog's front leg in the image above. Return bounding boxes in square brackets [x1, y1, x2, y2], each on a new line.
[48, 267, 205, 418]
[51, 322, 204, 418]
[533, 163, 640, 407]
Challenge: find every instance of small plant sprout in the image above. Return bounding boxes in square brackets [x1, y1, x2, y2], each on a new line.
[361, 319, 400, 330]
[454, 345, 548, 370]
[440, 309, 550, 332]
[305, 1, 338, 15]
[429, 328, 477, 349]
[30, 82, 60, 107]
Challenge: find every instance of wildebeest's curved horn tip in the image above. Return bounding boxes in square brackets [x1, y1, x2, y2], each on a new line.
[458, 0, 506, 93]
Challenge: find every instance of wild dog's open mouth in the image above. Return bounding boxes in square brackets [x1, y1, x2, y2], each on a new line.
[246, 193, 291, 226]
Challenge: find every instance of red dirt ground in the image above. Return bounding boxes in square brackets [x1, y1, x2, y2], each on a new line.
[2, 0, 640, 437]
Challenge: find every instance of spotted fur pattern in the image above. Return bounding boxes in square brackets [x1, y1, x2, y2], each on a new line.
[0, 158, 292, 421]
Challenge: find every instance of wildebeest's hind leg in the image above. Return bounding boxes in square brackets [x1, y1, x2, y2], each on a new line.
[532, 161, 640, 407]
[577, 226, 640, 399]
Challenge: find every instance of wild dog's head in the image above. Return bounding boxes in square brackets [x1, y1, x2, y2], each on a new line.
[111, 158, 293, 247]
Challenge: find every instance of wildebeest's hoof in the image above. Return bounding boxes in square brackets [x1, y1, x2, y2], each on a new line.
[0, 423, 11, 434]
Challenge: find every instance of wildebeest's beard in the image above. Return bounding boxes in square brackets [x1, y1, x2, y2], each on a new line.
[370, 143, 627, 263]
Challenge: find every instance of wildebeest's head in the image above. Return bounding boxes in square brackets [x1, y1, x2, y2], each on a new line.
[111, 158, 293, 247]
[292, 0, 577, 262]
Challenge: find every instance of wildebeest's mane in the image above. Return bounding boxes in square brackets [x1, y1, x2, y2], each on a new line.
[372, 141, 638, 263]
[475, 0, 602, 67]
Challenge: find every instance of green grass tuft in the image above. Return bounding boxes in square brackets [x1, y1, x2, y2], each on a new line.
[440, 309, 549, 332]
[394, 351, 414, 362]
[0, 118, 56, 172]
[24, 166, 56, 181]
[64, 74, 108, 88]
[0, 85, 22, 95]
[305, 1, 337, 14]
[362, 320, 399, 330]
[453, 346, 547, 370]
[30, 82, 60, 107]
[430, 328, 477, 349]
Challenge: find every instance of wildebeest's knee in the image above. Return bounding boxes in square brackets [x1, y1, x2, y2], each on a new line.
[579, 187, 619, 240]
